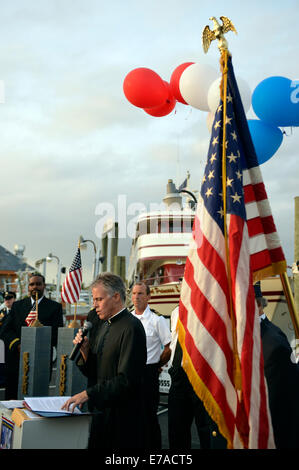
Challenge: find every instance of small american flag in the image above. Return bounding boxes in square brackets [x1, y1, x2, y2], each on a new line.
[61, 247, 82, 304]
[178, 55, 285, 449]
[25, 302, 37, 326]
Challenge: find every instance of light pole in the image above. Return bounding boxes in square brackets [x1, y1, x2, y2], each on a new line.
[35, 258, 47, 279]
[46, 253, 61, 301]
[79, 235, 102, 280]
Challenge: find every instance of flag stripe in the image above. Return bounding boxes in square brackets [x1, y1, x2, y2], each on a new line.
[247, 215, 277, 237]
[245, 199, 272, 221]
[244, 182, 267, 204]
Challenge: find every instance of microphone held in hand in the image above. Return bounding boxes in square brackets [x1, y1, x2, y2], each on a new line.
[68, 320, 93, 361]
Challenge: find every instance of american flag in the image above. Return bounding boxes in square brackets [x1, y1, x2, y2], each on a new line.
[61, 247, 82, 304]
[25, 301, 37, 326]
[178, 55, 285, 449]
[178, 177, 188, 192]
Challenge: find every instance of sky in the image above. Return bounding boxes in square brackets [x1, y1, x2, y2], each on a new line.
[0, 0, 298, 288]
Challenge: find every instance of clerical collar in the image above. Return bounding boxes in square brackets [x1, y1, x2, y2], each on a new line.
[107, 307, 126, 324]
[31, 296, 44, 305]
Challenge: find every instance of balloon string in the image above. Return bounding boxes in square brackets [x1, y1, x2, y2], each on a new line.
[185, 107, 193, 120]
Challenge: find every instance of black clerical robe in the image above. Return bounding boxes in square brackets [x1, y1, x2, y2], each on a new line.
[77, 308, 147, 449]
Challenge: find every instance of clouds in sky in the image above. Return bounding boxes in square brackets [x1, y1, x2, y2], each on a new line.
[0, 0, 298, 285]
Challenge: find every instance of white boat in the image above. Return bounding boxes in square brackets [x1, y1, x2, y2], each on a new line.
[127, 178, 196, 317]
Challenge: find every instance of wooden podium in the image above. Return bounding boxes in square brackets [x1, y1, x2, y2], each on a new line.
[0, 403, 91, 449]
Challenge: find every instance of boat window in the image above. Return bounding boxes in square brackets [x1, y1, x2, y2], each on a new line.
[136, 219, 148, 236]
[163, 264, 185, 283]
[182, 218, 194, 233]
[160, 219, 169, 233]
[172, 218, 182, 233]
[146, 264, 185, 285]
[135, 216, 194, 236]
[149, 218, 159, 234]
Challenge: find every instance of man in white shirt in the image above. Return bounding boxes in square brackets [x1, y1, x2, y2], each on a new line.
[131, 282, 171, 449]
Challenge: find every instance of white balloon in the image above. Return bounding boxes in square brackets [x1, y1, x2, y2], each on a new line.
[207, 78, 222, 114]
[179, 63, 219, 111]
[206, 112, 215, 133]
[207, 76, 252, 114]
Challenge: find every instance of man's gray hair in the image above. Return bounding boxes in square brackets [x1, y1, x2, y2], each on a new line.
[91, 272, 126, 303]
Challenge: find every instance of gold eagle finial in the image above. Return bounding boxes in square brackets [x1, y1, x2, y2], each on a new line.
[202, 16, 237, 54]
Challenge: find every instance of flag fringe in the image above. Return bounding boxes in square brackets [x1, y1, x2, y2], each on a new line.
[252, 260, 286, 282]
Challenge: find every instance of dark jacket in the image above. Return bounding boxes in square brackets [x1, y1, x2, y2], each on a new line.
[261, 317, 299, 449]
[0, 296, 63, 350]
[0, 296, 63, 399]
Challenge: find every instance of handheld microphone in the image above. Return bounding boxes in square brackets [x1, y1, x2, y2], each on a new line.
[68, 320, 93, 361]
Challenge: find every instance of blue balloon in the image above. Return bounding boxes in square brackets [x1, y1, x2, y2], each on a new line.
[252, 76, 299, 127]
[248, 119, 283, 164]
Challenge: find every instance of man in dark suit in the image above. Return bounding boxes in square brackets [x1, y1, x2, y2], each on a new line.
[255, 282, 299, 449]
[0, 272, 63, 399]
[168, 306, 227, 449]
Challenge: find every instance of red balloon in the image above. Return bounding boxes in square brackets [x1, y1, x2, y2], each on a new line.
[144, 81, 176, 117]
[170, 62, 194, 104]
[123, 67, 168, 108]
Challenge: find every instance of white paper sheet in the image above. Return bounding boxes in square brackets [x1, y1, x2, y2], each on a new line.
[0, 400, 24, 409]
[24, 396, 82, 414]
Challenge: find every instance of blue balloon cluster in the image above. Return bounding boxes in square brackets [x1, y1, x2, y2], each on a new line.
[247, 75, 299, 164]
[248, 119, 283, 165]
[252, 76, 299, 127]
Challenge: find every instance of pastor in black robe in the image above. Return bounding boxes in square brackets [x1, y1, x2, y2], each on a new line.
[77, 308, 147, 449]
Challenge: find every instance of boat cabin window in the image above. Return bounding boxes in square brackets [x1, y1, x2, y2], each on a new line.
[136, 219, 150, 237]
[146, 263, 185, 285]
[182, 218, 194, 233]
[134, 216, 194, 239]
[157, 217, 194, 234]
[163, 264, 185, 283]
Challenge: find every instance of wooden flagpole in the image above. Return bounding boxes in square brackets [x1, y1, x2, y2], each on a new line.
[220, 48, 242, 391]
[202, 16, 242, 391]
[280, 272, 299, 339]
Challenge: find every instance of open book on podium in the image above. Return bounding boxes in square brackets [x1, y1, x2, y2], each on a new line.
[23, 396, 87, 417]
